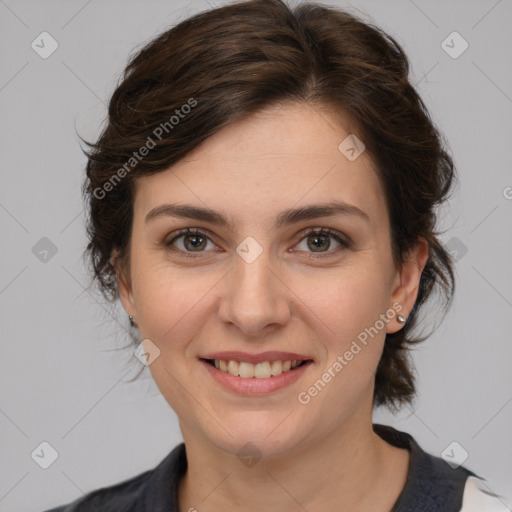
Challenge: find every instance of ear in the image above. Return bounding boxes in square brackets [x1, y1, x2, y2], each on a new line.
[111, 248, 136, 317]
[386, 238, 429, 334]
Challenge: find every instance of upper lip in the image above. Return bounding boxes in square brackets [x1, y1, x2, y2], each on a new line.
[200, 351, 313, 364]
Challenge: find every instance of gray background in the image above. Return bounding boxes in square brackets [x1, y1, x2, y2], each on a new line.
[1, 0, 511, 510]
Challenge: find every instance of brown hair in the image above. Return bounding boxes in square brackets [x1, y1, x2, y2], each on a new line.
[81, 0, 456, 411]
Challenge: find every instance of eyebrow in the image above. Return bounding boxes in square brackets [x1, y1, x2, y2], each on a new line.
[145, 201, 370, 230]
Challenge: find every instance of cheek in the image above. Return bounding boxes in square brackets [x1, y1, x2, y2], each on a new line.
[299, 263, 391, 339]
[132, 267, 218, 418]
[296, 265, 391, 391]
[135, 274, 205, 341]
[132, 258, 224, 358]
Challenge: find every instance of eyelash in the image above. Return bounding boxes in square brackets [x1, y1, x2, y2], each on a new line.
[164, 227, 351, 259]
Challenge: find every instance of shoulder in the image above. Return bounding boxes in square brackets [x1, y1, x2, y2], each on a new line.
[41, 469, 153, 512]
[460, 476, 511, 512]
[41, 443, 187, 512]
[373, 424, 511, 512]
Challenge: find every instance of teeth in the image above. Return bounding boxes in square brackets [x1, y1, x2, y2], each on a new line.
[255, 362, 271, 378]
[238, 362, 255, 378]
[212, 359, 305, 378]
[227, 360, 239, 376]
[270, 360, 282, 375]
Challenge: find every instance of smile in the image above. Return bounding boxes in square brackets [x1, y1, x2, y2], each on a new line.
[200, 357, 314, 395]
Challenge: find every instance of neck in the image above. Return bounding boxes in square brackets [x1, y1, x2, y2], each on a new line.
[178, 412, 409, 512]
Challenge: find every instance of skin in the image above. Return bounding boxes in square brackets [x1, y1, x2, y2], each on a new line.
[116, 101, 429, 512]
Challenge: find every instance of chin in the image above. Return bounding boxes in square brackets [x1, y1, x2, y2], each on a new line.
[215, 434, 300, 463]
[201, 413, 310, 462]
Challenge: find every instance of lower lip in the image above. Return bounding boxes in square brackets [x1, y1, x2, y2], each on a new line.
[200, 359, 313, 395]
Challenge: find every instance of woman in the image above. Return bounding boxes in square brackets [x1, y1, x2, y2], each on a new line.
[44, 0, 509, 510]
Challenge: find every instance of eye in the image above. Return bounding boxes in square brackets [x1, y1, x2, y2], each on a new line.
[293, 227, 350, 257]
[165, 228, 217, 257]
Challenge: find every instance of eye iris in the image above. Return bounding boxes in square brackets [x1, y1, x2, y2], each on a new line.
[184, 233, 206, 251]
[308, 233, 330, 252]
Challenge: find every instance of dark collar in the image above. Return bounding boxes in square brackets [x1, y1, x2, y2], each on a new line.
[373, 424, 476, 511]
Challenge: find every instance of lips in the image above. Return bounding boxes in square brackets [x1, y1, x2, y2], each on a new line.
[200, 357, 313, 395]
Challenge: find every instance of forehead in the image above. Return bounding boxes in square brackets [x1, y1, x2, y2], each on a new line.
[133, 102, 386, 230]
[178, 101, 365, 169]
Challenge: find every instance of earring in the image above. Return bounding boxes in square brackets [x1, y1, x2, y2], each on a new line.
[129, 315, 135, 327]
[397, 315, 406, 323]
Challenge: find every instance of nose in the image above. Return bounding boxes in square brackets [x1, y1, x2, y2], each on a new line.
[217, 249, 292, 337]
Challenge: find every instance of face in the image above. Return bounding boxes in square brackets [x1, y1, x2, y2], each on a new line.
[118, 102, 426, 459]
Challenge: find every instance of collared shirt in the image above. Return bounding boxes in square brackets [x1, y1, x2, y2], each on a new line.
[43, 424, 510, 512]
